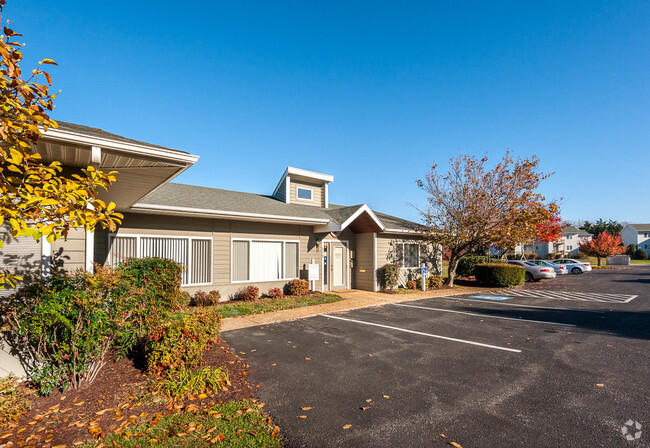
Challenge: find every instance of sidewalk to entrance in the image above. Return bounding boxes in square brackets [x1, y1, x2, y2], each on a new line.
[220, 285, 496, 332]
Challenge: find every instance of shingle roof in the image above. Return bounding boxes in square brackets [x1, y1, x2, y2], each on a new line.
[563, 225, 592, 236]
[136, 183, 421, 231]
[628, 224, 650, 232]
[56, 121, 188, 154]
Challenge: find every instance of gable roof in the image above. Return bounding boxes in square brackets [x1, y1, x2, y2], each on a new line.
[627, 224, 650, 232]
[133, 183, 420, 231]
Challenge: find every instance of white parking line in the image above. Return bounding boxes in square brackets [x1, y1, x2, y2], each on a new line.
[433, 296, 607, 313]
[391, 303, 576, 327]
[498, 289, 638, 303]
[320, 314, 521, 353]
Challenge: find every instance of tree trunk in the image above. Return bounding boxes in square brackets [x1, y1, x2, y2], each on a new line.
[597, 256, 602, 266]
[446, 256, 460, 287]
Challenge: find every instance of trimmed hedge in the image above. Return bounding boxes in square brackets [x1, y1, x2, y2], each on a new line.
[145, 309, 222, 375]
[474, 263, 525, 287]
[380, 263, 400, 289]
[457, 256, 505, 277]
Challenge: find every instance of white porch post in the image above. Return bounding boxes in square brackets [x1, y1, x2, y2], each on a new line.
[41, 239, 51, 278]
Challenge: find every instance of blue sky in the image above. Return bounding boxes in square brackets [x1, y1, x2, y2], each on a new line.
[7, 1, 649, 224]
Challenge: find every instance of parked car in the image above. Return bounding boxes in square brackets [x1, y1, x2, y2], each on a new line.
[507, 260, 557, 282]
[552, 258, 592, 275]
[528, 259, 569, 275]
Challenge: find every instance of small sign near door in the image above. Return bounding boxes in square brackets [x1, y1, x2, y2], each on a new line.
[308, 263, 320, 281]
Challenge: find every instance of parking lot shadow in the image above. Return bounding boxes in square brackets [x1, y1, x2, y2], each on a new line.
[455, 306, 650, 341]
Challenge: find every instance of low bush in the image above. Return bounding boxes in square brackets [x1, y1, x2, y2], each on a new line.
[151, 366, 229, 400]
[427, 275, 444, 289]
[474, 263, 525, 287]
[626, 244, 637, 256]
[0, 376, 35, 423]
[267, 287, 284, 299]
[192, 290, 221, 307]
[236, 286, 260, 301]
[457, 256, 504, 277]
[380, 263, 400, 289]
[2, 273, 118, 395]
[145, 310, 222, 375]
[406, 279, 419, 290]
[635, 249, 649, 260]
[285, 279, 309, 296]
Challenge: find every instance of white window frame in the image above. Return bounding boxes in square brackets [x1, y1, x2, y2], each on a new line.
[230, 238, 300, 284]
[395, 242, 421, 269]
[108, 233, 213, 286]
[296, 187, 313, 201]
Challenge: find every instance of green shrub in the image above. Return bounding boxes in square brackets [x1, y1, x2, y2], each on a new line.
[285, 279, 309, 296]
[192, 290, 220, 307]
[626, 244, 637, 256]
[2, 272, 118, 395]
[114, 258, 185, 355]
[267, 287, 284, 299]
[635, 249, 649, 260]
[0, 375, 35, 422]
[427, 275, 444, 289]
[406, 279, 419, 290]
[145, 310, 222, 375]
[151, 366, 229, 400]
[457, 256, 504, 277]
[118, 257, 184, 309]
[380, 264, 400, 289]
[474, 263, 525, 287]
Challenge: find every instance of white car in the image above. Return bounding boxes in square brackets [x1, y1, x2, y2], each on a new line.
[553, 258, 592, 275]
[507, 260, 557, 282]
[529, 259, 569, 275]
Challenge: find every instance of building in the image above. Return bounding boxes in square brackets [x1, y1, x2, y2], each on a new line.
[620, 224, 650, 256]
[0, 122, 441, 298]
[512, 225, 593, 259]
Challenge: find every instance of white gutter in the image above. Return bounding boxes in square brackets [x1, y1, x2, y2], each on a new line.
[41, 127, 199, 165]
[130, 203, 330, 225]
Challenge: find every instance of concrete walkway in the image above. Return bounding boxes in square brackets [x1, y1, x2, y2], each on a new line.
[221, 285, 495, 332]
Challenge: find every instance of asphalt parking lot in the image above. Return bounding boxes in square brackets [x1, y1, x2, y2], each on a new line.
[223, 266, 650, 447]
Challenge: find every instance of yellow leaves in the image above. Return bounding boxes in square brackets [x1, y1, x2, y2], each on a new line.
[39, 58, 57, 65]
[300, 407, 312, 411]
[342, 424, 352, 429]
[448, 442, 463, 448]
[382, 395, 390, 399]
[596, 384, 605, 387]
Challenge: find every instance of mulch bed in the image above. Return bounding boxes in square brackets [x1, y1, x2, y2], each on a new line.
[0, 339, 255, 448]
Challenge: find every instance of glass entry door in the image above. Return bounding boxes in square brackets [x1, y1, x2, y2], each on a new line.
[323, 242, 347, 291]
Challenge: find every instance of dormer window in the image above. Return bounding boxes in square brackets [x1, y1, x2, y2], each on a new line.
[297, 187, 312, 201]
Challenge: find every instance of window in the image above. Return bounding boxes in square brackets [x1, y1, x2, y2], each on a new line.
[297, 187, 312, 201]
[232, 239, 300, 282]
[395, 242, 420, 268]
[567, 245, 572, 250]
[108, 235, 212, 286]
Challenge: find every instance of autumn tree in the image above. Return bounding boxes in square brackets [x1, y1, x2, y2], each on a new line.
[416, 152, 559, 286]
[580, 218, 623, 237]
[0, 2, 122, 289]
[578, 231, 625, 266]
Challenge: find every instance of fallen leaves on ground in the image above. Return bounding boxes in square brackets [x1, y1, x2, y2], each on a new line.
[342, 424, 352, 429]
[300, 407, 312, 411]
[448, 442, 463, 447]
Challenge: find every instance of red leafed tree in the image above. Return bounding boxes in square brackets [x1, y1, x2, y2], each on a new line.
[578, 231, 625, 266]
[536, 213, 563, 243]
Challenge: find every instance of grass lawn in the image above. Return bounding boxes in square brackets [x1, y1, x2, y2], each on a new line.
[204, 293, 344, 319]
[630, 259, 650, 265]
[84, 400, 281, 448]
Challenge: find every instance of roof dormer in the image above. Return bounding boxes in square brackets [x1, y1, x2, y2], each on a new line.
[272, 167, 334, 208]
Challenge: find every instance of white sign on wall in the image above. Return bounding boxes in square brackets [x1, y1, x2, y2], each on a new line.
[308, 263, 320, 281]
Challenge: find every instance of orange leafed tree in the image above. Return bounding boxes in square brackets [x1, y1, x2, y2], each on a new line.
[578, 231, 625, 266]
[0, 1, 123, 289]
[417, 152, 559, 286]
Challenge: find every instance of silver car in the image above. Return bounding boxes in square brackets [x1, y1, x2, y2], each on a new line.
[553, 258, 592, 275]
[507, 260, 558, 282]
[528, 259, 569, 275]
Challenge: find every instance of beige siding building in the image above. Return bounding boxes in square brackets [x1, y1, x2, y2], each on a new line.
[1, 122, 441, 298]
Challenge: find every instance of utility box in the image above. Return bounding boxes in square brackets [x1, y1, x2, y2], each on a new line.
[606, 255, 630, 265]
